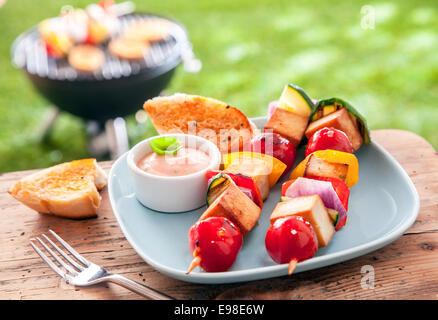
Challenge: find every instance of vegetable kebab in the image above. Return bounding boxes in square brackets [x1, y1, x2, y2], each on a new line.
[186, 83, 310, 273]
[186, 84, 318, 273]
[185, 83, 371, 275]
[266, 86, 370, 274]
[186, 87, 312, 273]
[186, 153, 287, 273]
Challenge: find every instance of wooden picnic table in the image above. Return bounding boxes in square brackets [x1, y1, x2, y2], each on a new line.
[1, 129, 437, 300]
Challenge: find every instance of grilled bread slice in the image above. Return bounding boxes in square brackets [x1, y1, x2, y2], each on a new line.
[143, 93, 256, 154]
[8, 159, 107, 219]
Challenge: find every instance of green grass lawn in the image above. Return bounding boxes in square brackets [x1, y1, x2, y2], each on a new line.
[0, 0, 437, 173]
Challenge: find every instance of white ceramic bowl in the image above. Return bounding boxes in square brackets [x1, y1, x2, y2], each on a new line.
[127, 134, 222, 213]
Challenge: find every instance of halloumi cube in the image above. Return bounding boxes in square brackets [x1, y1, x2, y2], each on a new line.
[199, 182, 262, 237]
[304, 154, 348, 183]
[270, 195, 335, 248]
[264, 107, 309, 147]
[305, 108, 363, 151]
[224, 158, 270, 200]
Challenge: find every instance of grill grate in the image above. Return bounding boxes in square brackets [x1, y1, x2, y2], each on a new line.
[12, 13, 188, 81]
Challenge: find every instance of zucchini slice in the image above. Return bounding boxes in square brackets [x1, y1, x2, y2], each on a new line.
[278, 83, 315, 117]
[310, 98, 371, 144]
[206, 172, 232, 206]
[327, 208, 339, 226]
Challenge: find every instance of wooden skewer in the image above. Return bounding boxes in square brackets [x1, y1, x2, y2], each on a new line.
[186, 256, 201, 274]
[288, 259, 298, 275]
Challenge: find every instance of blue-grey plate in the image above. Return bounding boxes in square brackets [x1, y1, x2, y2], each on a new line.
[108, 117, 420, 284]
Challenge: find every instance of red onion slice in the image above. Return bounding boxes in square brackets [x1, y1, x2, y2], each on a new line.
[267, 100, 279, 120]
[237, 186, 254, 201]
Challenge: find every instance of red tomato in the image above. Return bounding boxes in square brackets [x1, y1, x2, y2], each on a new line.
[44, 42, 63, 59]
[187, 217, 243, 273]
[281, 179, 296, 197]
[305, 127, 353, 157]
[250, 132, 296, 177]
[84, 32, 95, 45]
[265, 216, 318, 273]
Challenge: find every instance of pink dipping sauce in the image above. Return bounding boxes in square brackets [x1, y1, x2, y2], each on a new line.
[137, 147, 211, 177]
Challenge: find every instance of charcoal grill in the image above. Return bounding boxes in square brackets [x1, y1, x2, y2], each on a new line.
[11, 12, 200, 158]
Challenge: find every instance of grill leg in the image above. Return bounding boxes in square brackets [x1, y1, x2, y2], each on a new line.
[86, 118, 130, 160]
[86, 121, 109, 158]
[105, 117, 130, 159]
[37, 107, 60, 143]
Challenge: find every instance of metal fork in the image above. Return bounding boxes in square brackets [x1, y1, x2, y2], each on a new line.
[30, 230, 174, 300]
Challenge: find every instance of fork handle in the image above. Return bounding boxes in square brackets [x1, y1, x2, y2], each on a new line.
[105, 274, 175, 300]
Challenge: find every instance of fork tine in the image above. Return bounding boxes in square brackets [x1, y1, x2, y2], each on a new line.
[35, 236, 79, 276]
[49, 230, 90, 266]
[41, 234, 84, 271]
[30, 239, 65, 279]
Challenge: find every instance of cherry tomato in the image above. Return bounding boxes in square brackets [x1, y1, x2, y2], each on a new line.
[250, 132, 296, 177]
[84, 32, 95, 45]
[265, 216, 318, 274]
[305, 127, 353, 157]
[187, 217, 243, 273]
[44, 41, 63, 59]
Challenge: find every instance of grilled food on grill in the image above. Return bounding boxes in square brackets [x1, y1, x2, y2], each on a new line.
[8, 159, 107, 219]
[68, 45, 105, 72]
[123, 18, 172, 43]
[108, 36, 150, 60]
[143, 93, 258, 154]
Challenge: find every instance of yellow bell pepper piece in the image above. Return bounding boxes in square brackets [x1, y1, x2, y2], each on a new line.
[290, 150, 359, 187]
[223, 152, 287, 188]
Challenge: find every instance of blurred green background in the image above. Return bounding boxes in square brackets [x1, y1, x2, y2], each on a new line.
[0, 0, 437, 173]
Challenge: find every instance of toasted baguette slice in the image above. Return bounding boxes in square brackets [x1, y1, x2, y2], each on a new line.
[8, 159, 107, 219]
[143, 93, 255, 154]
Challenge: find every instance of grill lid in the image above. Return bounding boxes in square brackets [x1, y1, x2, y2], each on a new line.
[12, 13, 199, 81]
